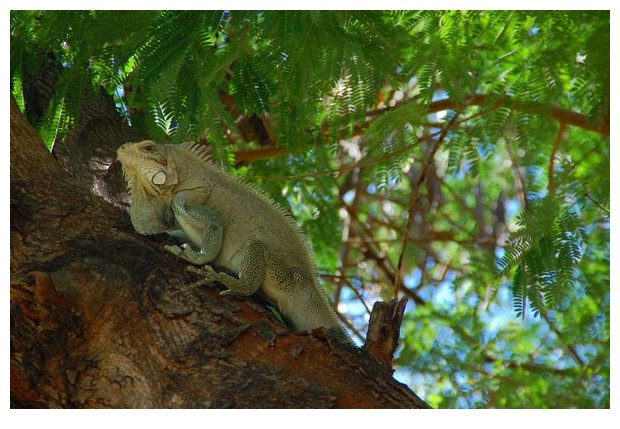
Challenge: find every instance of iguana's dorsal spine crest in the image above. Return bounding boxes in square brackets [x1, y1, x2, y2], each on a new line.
[179, 141, 214, 164]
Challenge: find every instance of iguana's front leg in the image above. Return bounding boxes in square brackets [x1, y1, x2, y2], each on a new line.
[165, 192, 223, 265]
[165, 191, 267, 296]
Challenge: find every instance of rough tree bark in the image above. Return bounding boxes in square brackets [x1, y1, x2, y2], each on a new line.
[10, 92, 430, 408]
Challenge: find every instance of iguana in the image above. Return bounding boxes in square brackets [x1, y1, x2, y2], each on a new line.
[117, 140, 352, 345]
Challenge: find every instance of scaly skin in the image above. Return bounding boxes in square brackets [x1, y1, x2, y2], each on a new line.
[117, 140, 352, 344]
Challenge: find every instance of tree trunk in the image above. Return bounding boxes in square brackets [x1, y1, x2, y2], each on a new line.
[9, 93, 429, 408]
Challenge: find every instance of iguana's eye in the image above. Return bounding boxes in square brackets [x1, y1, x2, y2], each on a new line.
[151, 171, 167, 185]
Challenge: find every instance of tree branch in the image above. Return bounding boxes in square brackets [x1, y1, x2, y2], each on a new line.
[367, 93, 609, 137]
[10, 93, 430, 409]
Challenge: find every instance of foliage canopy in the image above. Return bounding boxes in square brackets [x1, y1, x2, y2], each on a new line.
[11, 10, 610, 408]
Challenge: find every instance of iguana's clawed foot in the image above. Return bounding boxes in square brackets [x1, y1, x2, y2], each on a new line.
[166, 249, 233, 295]
[187, 264, 217, 277]
[184, 265, 234, 296]
[175, 265, 217, 293]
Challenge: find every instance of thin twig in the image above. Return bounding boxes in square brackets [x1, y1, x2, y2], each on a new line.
[347, 205, 427, 305]
[393, 110, 463, 299]
[547, 122, 566, 194]
[542, 311, 586, 368]
[505, 138, 528, 209]
[581, 184, 610, 215]
[333, 168, 365, 307]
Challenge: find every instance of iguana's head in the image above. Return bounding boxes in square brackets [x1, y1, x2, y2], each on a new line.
[117, 140, 179, 197]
